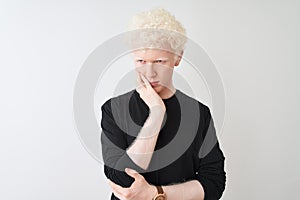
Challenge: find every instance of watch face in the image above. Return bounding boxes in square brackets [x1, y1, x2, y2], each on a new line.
[155, 194, 166, 200]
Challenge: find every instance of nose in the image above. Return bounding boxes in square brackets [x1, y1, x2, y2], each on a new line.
[145, 63, 157, 78]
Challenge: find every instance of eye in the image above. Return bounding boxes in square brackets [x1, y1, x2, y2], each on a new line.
[136, 59, 145, 64]
[154, 60, 166, 64]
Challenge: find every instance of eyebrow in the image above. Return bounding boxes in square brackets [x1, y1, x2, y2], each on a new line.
[134, 57, 143, 60]
[134, 57, 169, 61]
[155, 58, 168, 61]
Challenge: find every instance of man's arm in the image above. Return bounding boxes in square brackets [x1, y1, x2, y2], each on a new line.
[159, 141, 225, 200]
[160, 106, 226, 200]
[193, 105, 226, 200]
[102, 73, 168, 189]
[108, 154, 223, 200]
[126, 73, 166, 170]
[107, 128, 225, 200]
[101, 99, 165, 187]
[109, 168, 204, 200]
[162, 179, 205, 200]
[101, 102, 165, 171]
[126, 106, 165, 170]
[101, 100, 165, 171]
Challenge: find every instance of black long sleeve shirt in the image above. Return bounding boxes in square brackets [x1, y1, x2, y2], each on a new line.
[100, 89, 226, 200]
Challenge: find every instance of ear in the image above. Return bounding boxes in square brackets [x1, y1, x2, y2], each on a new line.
[174, 50, 183, 66]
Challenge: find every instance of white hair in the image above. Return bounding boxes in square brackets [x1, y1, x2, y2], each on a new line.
[125, 8, 187, 55]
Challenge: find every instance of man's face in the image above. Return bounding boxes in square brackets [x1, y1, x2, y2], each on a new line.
[132, 48, 181, 97]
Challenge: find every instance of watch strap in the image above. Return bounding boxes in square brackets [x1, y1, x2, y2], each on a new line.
[156, 186, 164, 194]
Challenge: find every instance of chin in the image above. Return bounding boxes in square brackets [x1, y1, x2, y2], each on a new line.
[153, 85, 165, 94]
[153, 87, 161, 93]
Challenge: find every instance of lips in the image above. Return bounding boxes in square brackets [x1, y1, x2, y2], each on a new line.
[150, 81, 159, 87]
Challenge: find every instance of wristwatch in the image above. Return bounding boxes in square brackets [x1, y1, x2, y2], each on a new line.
[152, 186, 166, 200]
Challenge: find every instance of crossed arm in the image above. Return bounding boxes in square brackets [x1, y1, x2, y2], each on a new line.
[108, 168, 205, 200]
[105, 106, 205, 200]
[101, 71, 224, 200]
[101, 99, 225, 200]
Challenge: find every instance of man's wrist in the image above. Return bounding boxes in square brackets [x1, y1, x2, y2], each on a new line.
[149, 185, 157, 199]
[149, 105, 166, 116]
[152, 185, 167, 200]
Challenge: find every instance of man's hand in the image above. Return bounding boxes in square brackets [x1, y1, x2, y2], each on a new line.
[108, 168, 157, 200]
[136, 72, 166, 112]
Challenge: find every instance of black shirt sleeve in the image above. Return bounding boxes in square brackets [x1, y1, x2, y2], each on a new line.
[100, 99, 146, 188]
[195, 106, 226, 200]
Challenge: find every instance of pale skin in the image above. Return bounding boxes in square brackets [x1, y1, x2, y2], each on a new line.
[107, 49, 205, 200]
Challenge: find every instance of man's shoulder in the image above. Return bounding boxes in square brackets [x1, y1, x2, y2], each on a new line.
[176, 89, 210, 113]
[101, 89, 136, 110]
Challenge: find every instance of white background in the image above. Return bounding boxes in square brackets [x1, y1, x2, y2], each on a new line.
[1, 0, 299, 199]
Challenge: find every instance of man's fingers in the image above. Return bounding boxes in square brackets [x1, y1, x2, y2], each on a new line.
[108, 179, 127, 198]
[108, 179, 125, 191]
[136, 71, 142, 85]
[136, 72, 145, 92]
[125, 168, 141, 180]
[111, 187, 125, 200]
[140, 73, 151, 88]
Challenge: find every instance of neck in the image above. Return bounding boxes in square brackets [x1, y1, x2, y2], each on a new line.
[159, 85, 176, 99]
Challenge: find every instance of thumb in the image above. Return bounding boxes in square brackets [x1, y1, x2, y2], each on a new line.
[125, 168, 140, 179]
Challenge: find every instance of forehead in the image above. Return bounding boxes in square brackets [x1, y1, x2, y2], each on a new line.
[132, 49, 175, 59]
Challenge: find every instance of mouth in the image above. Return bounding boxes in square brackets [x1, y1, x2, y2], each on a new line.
[150, 81, 159, 87]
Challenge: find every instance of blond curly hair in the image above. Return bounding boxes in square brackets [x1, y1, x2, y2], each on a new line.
[126, 8, 187, 55]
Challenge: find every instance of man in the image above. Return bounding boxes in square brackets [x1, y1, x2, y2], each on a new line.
[101, 8, 226, 200]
